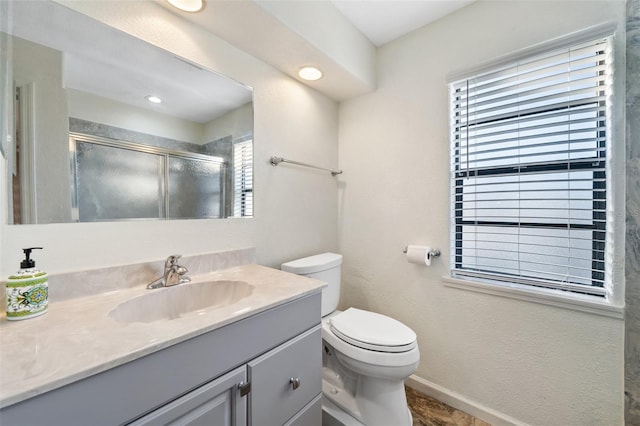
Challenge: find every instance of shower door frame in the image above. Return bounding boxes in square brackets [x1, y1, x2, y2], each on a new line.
[69, 132, 226, 222]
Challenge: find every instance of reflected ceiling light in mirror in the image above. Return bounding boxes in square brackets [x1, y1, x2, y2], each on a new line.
[166, 0, 203, 12]
[298, 66, 323, 81]
[145, 95, 163, 104]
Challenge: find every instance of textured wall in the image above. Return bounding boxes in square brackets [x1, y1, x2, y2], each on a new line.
[338, 1, 626, 424]
[626, 0, 640, 423]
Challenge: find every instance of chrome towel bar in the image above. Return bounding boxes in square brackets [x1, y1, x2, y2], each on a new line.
[270, 156, 342, 176]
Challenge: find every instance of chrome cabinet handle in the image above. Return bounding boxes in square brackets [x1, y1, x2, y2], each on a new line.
[238, 381, 251, 397]
[289, 377, 301, 390]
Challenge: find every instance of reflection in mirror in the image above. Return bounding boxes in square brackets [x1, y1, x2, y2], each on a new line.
[2, 1, 253, 224]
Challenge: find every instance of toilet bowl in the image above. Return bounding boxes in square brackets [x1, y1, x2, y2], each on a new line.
[282, 253, 419, 426]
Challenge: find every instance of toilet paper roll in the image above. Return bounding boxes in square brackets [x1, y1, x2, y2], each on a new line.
[405, 245, 431, 266]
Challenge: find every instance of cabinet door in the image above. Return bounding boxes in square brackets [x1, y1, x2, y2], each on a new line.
[248, 325, 321, 426]
[283, 394, 322, 426]
[129, 366, 247, 426]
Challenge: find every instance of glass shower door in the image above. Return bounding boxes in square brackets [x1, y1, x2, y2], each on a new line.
[71, 134, 226, 222]
[167, 156, 224, 219]
[74, 141, 163, 221]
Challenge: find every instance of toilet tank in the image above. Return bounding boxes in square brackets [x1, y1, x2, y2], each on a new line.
[281, 253, 342, 317]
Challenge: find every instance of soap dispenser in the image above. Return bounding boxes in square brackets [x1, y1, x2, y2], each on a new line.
[5, 247, 48, 320]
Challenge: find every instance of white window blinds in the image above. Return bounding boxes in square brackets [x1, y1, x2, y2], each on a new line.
[449, 35, 612, 296]
[233, 139, 253, 217]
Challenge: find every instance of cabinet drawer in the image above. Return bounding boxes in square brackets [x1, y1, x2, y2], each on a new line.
[249, 325, 321, 426]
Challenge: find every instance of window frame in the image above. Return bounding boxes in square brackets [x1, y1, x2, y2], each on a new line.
[445, 24, 624, 313]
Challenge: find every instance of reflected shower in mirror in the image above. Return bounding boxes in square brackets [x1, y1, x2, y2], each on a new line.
[2, 1, 253, 224]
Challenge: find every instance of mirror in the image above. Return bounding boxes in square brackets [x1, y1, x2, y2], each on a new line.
[2, 1, 253, 224]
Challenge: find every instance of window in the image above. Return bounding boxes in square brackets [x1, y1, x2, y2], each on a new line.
[233, 138, 253, 217]
[449, 34, 613, 297]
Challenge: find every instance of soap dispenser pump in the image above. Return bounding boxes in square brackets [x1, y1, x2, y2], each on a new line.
[5, 247, 48, 320]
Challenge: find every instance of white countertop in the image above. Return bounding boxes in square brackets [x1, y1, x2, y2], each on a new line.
[0, 264, 325, 408]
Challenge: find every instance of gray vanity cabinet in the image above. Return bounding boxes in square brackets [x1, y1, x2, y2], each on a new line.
[129, 325, 322, 426]
[0, 292, 322, 426]
[129, 366, 247, 426]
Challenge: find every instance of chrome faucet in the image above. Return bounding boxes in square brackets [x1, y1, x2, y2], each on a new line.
[146, 255, 191, 289]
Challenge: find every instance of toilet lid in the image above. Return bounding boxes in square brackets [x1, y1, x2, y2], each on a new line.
[329, 308, 417, 353]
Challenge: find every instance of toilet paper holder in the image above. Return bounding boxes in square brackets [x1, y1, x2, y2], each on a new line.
[402, 246, 441, 260]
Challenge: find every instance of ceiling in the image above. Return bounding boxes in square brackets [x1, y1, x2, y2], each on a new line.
[331, 0, 475, 47]
[160, 0, 476, 101]
[9, 0, 476, 127]
[11, 1, 252, 125]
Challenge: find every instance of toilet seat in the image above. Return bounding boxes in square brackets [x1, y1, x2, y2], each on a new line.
[330, 308, 417, 353]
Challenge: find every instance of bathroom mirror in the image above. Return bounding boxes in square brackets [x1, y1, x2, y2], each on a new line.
[2, 1, 253, 224]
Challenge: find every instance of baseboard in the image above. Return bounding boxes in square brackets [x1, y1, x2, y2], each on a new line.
[405, 375, 528, 426]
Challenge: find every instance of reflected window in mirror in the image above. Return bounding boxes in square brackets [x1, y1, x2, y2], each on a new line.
[233, 138, 253, 218]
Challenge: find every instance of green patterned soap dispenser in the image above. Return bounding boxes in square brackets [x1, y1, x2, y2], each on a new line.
[5, 247, 48, 320]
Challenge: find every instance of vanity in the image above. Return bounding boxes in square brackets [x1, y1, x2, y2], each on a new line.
[0, 252, 325, 426]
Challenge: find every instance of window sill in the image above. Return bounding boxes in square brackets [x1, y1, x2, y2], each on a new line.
[442, 276, 624, 319]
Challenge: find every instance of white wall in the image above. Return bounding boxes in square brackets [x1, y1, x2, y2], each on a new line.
[13, 37, 71, 223]
[66, 89, 206, 144]
[1, 1, 338, 275]
[338, 1, 625, 425]
[204, 102, 253, 143]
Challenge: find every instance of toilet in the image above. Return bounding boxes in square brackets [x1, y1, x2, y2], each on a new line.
[282, 253, 419, 426]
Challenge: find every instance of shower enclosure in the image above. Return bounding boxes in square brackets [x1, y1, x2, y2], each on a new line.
[69, 133, 226, 222]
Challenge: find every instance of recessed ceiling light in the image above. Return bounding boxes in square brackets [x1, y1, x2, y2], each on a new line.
[298, 66, 323, 81]
[166, 0, 203, 13]
[145, 95, 163, 104]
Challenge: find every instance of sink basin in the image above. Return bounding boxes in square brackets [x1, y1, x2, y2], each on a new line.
[109, 280, 254, 323]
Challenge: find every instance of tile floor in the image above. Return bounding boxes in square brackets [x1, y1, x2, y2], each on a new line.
[406, 386, 491, 426]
